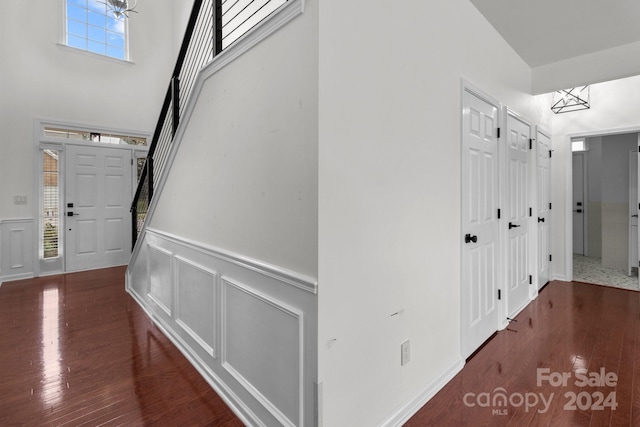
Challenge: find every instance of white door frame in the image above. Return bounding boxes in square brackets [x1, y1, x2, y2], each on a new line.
[34, 119, 150, 277]
[563, 125, 640, 281]
[571, 151, 588, 256]
[534, 127, 552, 292]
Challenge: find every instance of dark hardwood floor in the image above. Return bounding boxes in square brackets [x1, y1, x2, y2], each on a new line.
[0, 267, 244, 426]
[406, 281, 640, 427]
[4, 271, 638, 426]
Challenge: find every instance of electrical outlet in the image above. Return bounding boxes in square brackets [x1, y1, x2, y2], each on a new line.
[13, 195, 27, 205]
[401, 340, 410, 366]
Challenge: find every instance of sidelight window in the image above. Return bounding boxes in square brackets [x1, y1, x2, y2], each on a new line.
[42, 150, 60, 259]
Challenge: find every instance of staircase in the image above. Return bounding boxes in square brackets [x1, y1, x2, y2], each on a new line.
[131, 0, 288, 248]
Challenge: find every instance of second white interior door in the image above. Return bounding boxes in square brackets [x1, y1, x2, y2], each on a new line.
[505, 112, 531, 318]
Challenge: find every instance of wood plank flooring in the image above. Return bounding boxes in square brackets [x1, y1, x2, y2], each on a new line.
[4, 271, 638, 426]
[0, 267, 243, 426]
[406, 281, 640, 427]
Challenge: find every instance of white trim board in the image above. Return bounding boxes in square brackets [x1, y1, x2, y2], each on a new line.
[146, 228, 317, 294]
[377, 359, 465, 427]
[562, 125, 640, 281]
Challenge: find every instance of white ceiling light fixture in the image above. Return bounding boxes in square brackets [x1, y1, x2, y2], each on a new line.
[551, 86, 590, 114]
[102, 0, 138, 19]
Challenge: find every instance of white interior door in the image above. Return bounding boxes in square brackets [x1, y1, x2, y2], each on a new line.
[505, 112, 531, 318]
[65, 144, 132, 272]
[461, 88, 500, 359]
[572, 153, 586, 255]
[536, 129, 551, 289]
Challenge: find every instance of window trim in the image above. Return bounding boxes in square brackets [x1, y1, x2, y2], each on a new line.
[60, 0, 132, 62]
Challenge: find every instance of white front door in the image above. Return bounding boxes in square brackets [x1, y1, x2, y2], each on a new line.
[536, 129, 551, 289]
[505, 112, 531, 318]
[65, 144, 132, 272]
[461, 88, 500, 359]
[572, 153, 586, 255]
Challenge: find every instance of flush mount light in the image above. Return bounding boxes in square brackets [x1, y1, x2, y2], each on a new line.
[551, 86, 590, 114]
[101, 0, 138, 19]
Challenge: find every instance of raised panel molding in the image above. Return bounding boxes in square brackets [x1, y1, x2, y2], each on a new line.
[221, 276, 303, 427]
[175, 256, 217, 358]
[126, 228, 317, 427]
[0, 219, 35, 283]
[10, 229, 25, 268]
[147, 244, 173, 316]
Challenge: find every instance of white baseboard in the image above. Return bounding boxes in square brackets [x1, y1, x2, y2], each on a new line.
[377, 359, 465, 427]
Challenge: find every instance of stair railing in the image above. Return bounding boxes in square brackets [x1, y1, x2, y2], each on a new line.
[130, 0, 289, 249]
[131, 0, 221, 248]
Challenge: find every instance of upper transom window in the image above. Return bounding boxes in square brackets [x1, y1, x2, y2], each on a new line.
[65, 0, 127, 60]
[43, 126, 147, 146]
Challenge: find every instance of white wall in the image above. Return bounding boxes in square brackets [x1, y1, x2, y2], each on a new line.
[532, 40, 640, 94]
[149, 1, 319, 279]
[172, 0, 197, 56]
[601, 133, 637, 269]
[0, 0, 183, 220]
[317, 1, 552, 426]
[548, 75, 640, 281]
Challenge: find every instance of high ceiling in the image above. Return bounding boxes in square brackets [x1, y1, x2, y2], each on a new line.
[469, 0, 640, 67]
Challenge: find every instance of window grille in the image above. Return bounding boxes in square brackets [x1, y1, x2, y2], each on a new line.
[65, 0, 127, 60]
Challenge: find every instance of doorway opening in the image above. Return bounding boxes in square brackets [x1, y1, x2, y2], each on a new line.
[37, 121, 149, 276]
[570, 132, 639, 290]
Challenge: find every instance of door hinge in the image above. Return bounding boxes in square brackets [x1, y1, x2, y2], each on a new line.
[529, 139, 533, 150]
[529, 207, 532, 217]
[549, 254, 552, 262]
[549, 202, 552, 210]
[497, 208, 501, 219]
[131, 158, 134, 165]
[497, 128, 501, 138]
[529, 275, 532, 285]
[549, 150, 552, 158]
[498, 289, 502, 300]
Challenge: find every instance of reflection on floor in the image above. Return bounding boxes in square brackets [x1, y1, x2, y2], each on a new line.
[573, 254, 639, 291]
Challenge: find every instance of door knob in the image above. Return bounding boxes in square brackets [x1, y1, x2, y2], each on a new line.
[464, 233, 477, 243]
[538, 217, 545, 223]
[509, 222, 521, 229]
[67, 212, 79, 216]
[573, 209, 583, 213]
[632, 215, 638, 218]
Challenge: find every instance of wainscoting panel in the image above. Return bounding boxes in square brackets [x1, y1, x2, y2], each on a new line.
[0, 219, 35, 284]
[148, 244, 173, 316]
[222, 276, 302, 427]
[175, 256, 217, 358]
[126, 228, 317, 427]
